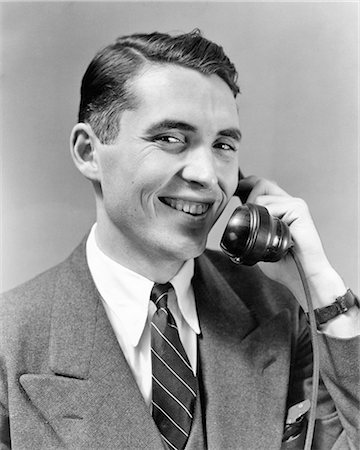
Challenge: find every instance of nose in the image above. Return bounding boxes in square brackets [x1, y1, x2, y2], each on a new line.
[181, 146, 218, 190]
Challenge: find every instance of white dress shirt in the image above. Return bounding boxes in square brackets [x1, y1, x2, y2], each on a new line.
[86, 224, 201, 406]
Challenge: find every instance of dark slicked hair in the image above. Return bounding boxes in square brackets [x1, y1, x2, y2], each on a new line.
[79, 29, 240, 143]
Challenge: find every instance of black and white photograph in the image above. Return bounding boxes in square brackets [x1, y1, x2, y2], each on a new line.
[1, 1, 359, 449]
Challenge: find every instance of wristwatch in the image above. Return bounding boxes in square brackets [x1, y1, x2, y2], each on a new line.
[309, 289, 359, 327]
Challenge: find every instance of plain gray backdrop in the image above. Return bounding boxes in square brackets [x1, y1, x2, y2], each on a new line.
[1, 1, 358, 293]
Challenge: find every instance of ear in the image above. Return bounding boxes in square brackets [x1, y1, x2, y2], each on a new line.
[70, 123, 101, 182]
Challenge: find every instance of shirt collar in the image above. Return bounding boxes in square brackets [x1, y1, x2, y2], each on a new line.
[86, 224, 200, 347]
[171, 259, 200, 336]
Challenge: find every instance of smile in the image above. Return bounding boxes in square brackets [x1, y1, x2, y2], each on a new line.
[160, 197, 211, 216]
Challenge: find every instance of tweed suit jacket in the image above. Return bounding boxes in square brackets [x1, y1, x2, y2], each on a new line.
[0, 239, 359, 449]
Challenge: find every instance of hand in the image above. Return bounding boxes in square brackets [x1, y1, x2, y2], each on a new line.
[238, 176, 346, 312]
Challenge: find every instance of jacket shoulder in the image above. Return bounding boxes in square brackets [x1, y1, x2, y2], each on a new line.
[1, 264, 59, 314]
[0, 265, 63, 379]
[0, 239, 87, 334]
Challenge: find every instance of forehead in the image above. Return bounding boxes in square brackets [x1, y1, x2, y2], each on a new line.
[128, 63, 239, 128]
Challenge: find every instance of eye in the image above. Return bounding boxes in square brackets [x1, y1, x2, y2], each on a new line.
[214, 141, 237, 152]
[155, 135, 183, 144]
[151, 133, 187, 153]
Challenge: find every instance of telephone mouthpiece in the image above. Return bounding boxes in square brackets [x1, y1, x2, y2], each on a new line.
[220, 203, 292, 266]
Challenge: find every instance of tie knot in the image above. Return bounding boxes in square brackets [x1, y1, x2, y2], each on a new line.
[151, 282, 173, 310]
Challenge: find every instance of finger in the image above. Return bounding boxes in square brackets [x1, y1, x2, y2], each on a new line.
[255, 195, 309, 223]
[244, 178, 290, 204]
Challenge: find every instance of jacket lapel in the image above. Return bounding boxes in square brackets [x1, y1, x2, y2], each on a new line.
[20, 240, 163, 449]
[19, 240, 293, 448]
[194, 254, 292, 449]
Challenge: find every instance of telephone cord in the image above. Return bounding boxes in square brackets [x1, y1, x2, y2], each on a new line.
[289, 247, 320, 450]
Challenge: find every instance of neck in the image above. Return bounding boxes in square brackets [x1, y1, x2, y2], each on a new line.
[94, 222, 185, 283]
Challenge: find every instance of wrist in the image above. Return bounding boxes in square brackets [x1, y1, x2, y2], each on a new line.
[318, 303, 360, 338]
[305, 287, 360, 338]
[306, 265, 346, 309]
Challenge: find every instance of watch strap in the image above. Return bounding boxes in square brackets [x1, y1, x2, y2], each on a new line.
[310, 289, 359, 327]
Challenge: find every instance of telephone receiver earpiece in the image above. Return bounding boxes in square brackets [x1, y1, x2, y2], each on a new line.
[220, 170, 293, 265]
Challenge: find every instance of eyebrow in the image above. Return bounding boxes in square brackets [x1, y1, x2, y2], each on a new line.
[145, 120, 242, 141]
[145, 120, 197, 135]
[219, 128, 242, 141]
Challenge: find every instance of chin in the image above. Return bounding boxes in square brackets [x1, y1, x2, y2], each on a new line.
[154, 227, 209, 262]
[173, 238, 207, 261]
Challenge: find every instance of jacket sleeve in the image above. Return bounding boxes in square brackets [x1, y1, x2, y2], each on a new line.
[315, 333, 360, 449]
[286, 310, 359, 450]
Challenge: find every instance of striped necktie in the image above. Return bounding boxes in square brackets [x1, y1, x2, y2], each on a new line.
[150, 282, 197, 450]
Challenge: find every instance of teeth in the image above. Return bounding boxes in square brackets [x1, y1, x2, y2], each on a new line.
[175, 200, 183, 211]
[163, 198, 210, 215]
[190, 205, 197, 215]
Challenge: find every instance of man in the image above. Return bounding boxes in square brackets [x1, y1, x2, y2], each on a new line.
[0, 30, 359, 449]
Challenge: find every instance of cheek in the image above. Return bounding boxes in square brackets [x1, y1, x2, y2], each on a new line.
[100, 163, 161, 217]
[230, 173, 239, 196]
[219, 164, 239, 198]
[98, 149, 135, 196]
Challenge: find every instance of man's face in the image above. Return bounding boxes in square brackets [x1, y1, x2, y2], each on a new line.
[94, 64, 240, 266]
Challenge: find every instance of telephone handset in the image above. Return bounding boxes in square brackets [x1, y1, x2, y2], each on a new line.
[220, 171, 293, 265]
[220, 172, 319, 450]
